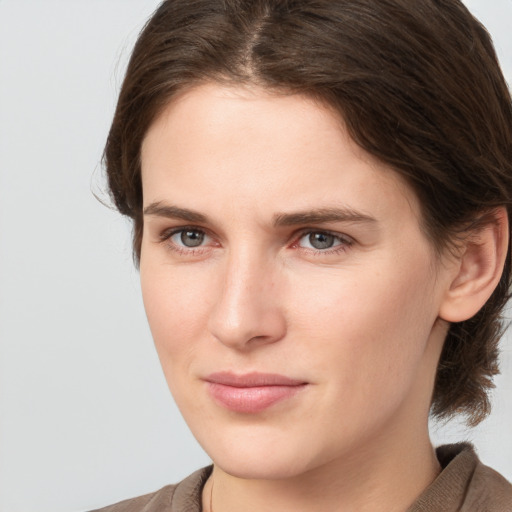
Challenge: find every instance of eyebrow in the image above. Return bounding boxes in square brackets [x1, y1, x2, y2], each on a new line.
[143, 202, 377, 227]
[143, 202, 208, 223]
[272, 207, 377, 227]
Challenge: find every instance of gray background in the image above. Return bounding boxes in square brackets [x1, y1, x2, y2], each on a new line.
[0, 1, 511, 511]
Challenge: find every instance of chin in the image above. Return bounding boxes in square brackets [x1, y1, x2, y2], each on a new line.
[215, 453, 313, 481]
[195, 424, 332, 481]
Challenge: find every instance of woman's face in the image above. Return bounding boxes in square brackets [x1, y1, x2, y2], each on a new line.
[140, 83, 454, 479]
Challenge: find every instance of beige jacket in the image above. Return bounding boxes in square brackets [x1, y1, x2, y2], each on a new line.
[90, 444, 512, 512]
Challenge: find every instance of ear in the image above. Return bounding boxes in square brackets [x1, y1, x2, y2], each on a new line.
[439, 207, 509, 323]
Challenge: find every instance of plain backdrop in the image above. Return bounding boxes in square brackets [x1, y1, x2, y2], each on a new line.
[0, 1, 511, 511]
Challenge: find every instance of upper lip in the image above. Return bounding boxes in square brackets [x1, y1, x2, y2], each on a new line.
[204, 372, 307, 388]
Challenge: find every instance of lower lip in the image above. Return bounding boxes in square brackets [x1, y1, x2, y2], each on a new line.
[206, 382, 306, 413]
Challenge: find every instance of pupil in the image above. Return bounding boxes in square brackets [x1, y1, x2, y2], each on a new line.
[309, 232, 334, 250]
[181, 230, 204, 247]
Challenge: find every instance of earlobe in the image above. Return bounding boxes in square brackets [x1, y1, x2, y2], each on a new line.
[439, 208, 509, 323]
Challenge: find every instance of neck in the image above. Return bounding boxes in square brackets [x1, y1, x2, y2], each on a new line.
[203, 424, 440, 512]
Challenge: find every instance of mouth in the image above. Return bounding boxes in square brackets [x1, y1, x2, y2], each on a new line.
[204, 372, 308, 413]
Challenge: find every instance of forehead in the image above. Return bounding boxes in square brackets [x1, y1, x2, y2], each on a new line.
[142, 82, 377, 167]
[140, 82, 422, 227]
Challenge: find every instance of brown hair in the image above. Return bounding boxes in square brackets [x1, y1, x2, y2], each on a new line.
[104, 0, 512, 425]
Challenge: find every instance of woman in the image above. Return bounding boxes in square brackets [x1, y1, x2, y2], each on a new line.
[94, 0, 512, 510]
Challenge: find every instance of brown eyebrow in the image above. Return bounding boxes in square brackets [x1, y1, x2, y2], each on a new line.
[143, 202, 377, 227]
[272, 207, 377, 227]
[143, 202, 208, 223]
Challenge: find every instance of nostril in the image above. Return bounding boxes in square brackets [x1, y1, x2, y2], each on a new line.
[207, 301, 287, 350]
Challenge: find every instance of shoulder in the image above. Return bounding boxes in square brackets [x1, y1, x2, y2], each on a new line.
[88, 485, 177, 512]
[409, 444, 512, 512]
[467, 456, 512, 511]
[88, 466, 212, 512]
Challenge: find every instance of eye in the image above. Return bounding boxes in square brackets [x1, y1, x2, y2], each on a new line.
[297, 231, 350, 251]
[168, 228, 209, 248]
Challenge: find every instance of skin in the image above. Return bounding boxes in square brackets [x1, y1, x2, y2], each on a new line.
[139, 83, 471, 512]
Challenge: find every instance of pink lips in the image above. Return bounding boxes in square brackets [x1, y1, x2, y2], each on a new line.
[204, 372, 307, 413]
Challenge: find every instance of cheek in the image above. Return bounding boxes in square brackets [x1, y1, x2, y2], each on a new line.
[140, 261, 212, 361]
[292, 257, 435, 336]
[140, 264, 215, 420]
[288, 256, 438, 398]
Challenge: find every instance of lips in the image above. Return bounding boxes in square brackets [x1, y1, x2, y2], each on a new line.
[204, 372, 308, 413]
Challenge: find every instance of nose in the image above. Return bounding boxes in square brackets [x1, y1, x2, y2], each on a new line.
[207, 250, 287, 350]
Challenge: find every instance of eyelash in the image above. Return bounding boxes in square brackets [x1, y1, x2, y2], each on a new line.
[158, 226, 214, 256]
[292, 229, 353, 255]
[157, 226, 353, 256]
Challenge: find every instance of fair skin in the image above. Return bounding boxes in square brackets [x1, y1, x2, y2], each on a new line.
[139, 83, 507, 512]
